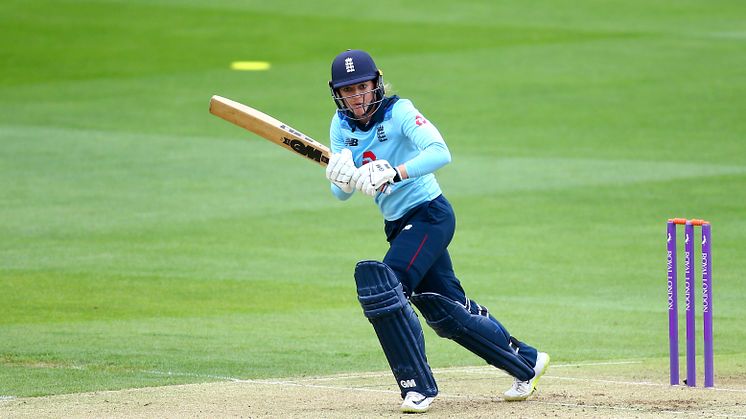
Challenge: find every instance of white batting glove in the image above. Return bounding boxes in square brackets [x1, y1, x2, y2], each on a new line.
[367, 160, 398, 189]
[352, 160, 399, 197]
[325, 148, 355, 193]
[354, 171, 378, 196]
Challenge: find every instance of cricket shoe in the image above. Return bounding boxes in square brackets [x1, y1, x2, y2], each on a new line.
[400, 391, 435, 413]
[503, 352, 550, 401]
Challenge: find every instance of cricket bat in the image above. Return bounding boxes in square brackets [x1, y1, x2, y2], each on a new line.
[209, 95, 330, 166]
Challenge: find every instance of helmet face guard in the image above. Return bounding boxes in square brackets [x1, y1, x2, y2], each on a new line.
[329, 73, 385, 120]
[329, 50, 386, 120]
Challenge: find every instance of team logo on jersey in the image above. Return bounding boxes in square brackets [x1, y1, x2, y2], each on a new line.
[345, 57, 355, 73]
[344, 138, 359, 147]
[362, 150, 376, 165]
[376, 125, 388, 142]
[415, 115, 428, 126]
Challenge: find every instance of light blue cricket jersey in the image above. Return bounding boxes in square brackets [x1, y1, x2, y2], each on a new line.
[329, 97, 451, 221]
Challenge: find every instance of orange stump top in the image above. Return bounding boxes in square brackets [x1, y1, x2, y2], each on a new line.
[668, 218, 710, 225]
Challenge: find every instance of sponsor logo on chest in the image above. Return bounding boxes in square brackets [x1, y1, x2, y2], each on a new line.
[344, 138, 359, 147]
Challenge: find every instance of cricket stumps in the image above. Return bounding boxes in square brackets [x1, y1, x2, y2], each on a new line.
[666, 218, 713, 388]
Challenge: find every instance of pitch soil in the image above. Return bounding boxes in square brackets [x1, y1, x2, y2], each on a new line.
[3, 361, 745, 418]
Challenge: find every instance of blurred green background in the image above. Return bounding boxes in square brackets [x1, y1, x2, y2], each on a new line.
[1, 0, 745, 396]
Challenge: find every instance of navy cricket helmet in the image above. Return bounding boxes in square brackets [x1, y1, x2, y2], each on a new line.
[329, 49, 385, 119]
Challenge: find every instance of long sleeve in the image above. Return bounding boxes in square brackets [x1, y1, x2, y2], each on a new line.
[397, 104, 451, 178]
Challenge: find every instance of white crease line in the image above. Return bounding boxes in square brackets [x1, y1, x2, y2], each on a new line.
[141, 360, 643, 383]
[235, 379, 400, 395]
[0, 396, 17, 402]
[288, 371, 399, 381]
[141, 360, 636, 383]
[286, 361, 643, 382]
[142, 361, 746, 395]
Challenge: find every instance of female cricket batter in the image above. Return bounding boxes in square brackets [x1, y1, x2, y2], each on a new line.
[324, 49, 549, 413]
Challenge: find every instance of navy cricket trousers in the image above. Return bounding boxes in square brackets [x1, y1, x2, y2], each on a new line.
[383, 194, 466, 301]
[382, 194, 540, 378]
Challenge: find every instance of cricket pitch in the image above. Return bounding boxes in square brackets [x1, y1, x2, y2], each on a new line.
[2, 360, 745, 418]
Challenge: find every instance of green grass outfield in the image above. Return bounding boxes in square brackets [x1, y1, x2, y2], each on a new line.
[2, 0, 745, 397]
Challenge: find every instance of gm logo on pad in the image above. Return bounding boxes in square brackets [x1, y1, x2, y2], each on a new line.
[400, 379, 416, 388]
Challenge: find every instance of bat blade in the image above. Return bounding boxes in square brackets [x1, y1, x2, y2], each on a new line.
[209, 95, 330, 166]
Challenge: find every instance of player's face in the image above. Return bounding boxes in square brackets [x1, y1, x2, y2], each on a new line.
[339, 81, 376, 120]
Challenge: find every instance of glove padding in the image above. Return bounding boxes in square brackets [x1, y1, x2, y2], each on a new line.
[351, 160, 398, 197]
[325, 148, 355, 193]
